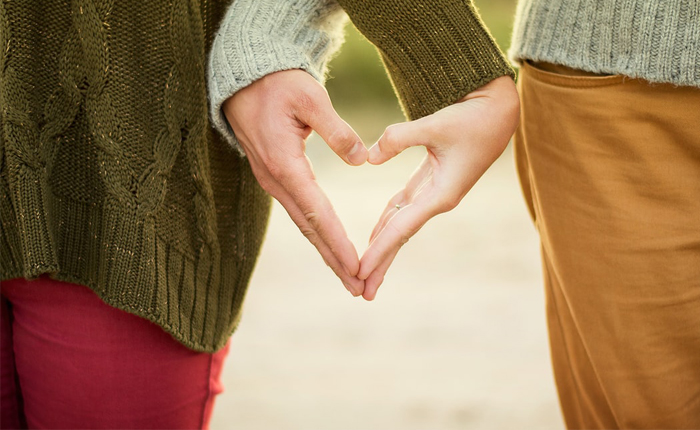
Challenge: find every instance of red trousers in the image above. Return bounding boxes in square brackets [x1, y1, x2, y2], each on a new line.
[0, 275, 230, 429]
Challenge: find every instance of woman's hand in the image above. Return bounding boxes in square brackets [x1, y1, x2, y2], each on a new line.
[358, 76, 520, 300]
[223, 70, 368, 296]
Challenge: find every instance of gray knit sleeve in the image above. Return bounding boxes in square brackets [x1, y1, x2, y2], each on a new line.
[207, 0, 348, 155]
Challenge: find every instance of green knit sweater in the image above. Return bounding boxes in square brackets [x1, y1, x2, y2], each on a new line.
[0, 0, 513, 352]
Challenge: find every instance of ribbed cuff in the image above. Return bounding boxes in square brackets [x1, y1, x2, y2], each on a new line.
[207, 0, 347, 155]
[338, 0, 515, 120]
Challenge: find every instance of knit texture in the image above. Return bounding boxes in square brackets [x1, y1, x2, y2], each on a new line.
[509, 0, 700, 88]
[208, 0, 348, 155]
[1, 0, 514, 352]
[337, 0, 515, 120]
[0, 0, 272, 352]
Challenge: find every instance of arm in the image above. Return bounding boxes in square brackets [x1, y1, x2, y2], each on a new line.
[208, 0, 519, 298]
[360, 76, 519, 300]
[208, 0, 368, 295]
[335, 0, 519, 299]
[207, 0, 349, 155]
[335, 0, 515, 120]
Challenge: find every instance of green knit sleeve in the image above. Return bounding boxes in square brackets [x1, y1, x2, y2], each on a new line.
[336, 0, 515, 120]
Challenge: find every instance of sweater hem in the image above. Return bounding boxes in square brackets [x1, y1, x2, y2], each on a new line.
[0, 269, 238, 353]
[508, 0, 700, 89]
[509, 48, 700, 89]
[0, 190, 256, 354]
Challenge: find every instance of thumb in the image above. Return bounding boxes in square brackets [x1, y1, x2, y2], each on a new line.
[368, 116, 435, 165]
[295, 88, 367, 166]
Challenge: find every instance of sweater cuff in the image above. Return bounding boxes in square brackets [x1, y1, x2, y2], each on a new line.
[337, 0, 515, 120]
[207, 0, 347, 155]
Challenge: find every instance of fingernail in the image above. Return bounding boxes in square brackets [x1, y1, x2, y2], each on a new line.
[368, 143, 381, 162]
[348, 142, 367, 165]
[343, 282, 359, 297]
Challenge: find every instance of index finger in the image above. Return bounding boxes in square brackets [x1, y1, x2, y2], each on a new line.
[276, 156, 361, 278]
[267, 181, 363, 295]
[359, 196, 440, 281]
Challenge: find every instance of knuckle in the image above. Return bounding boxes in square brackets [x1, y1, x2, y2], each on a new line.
[256, 177, 272, 192]
[419, 116, 450, 144]
[387, 222, 411, 247]
[437, 196, 461, 213]
[307, 82, 329, 99]
[299, 225, 318, 242]
[303, 211, 321, 231]
[328, 128, 356, 151]
[419, 115, 441, 136]
[265, 162, 287, 182]
[253, 172, 275, 193]
[296, 89, 323, 115]
[381, 125, 400, 148]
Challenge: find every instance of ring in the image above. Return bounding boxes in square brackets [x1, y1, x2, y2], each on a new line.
[395, 204, 402, 210]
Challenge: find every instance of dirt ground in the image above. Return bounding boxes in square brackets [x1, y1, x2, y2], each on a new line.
[210, 138, 564, 429]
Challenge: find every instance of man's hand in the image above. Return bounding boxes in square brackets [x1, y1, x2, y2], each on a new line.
[223, 70, 368, 296]
[358, 76, 520, 300]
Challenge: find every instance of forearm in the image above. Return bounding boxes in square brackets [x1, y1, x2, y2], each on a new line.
[336, 0, 515, 120]
[207, 0, 348, 154]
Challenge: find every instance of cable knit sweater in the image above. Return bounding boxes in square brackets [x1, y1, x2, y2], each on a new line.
[0, 0, 513, 352]
[509, 0, 700, 88]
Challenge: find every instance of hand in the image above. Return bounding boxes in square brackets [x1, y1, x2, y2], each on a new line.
[223, 70, 368, 296]
[358, 76, 520, 300]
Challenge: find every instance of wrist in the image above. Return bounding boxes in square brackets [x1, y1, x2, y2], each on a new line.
[461, 75, 520, 127]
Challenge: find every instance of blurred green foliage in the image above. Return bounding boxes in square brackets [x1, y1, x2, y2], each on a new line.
[326, 0, 518, 136]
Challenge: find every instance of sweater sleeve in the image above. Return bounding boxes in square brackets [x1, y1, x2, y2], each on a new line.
[207, 0, 348, 154]
[336, 0, 515, 120]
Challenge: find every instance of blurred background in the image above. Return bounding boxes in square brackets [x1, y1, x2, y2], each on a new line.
[212, 0, 564, 428]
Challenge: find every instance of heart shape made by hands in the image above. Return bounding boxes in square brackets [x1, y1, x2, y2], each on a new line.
[223, 70, 519, 300]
